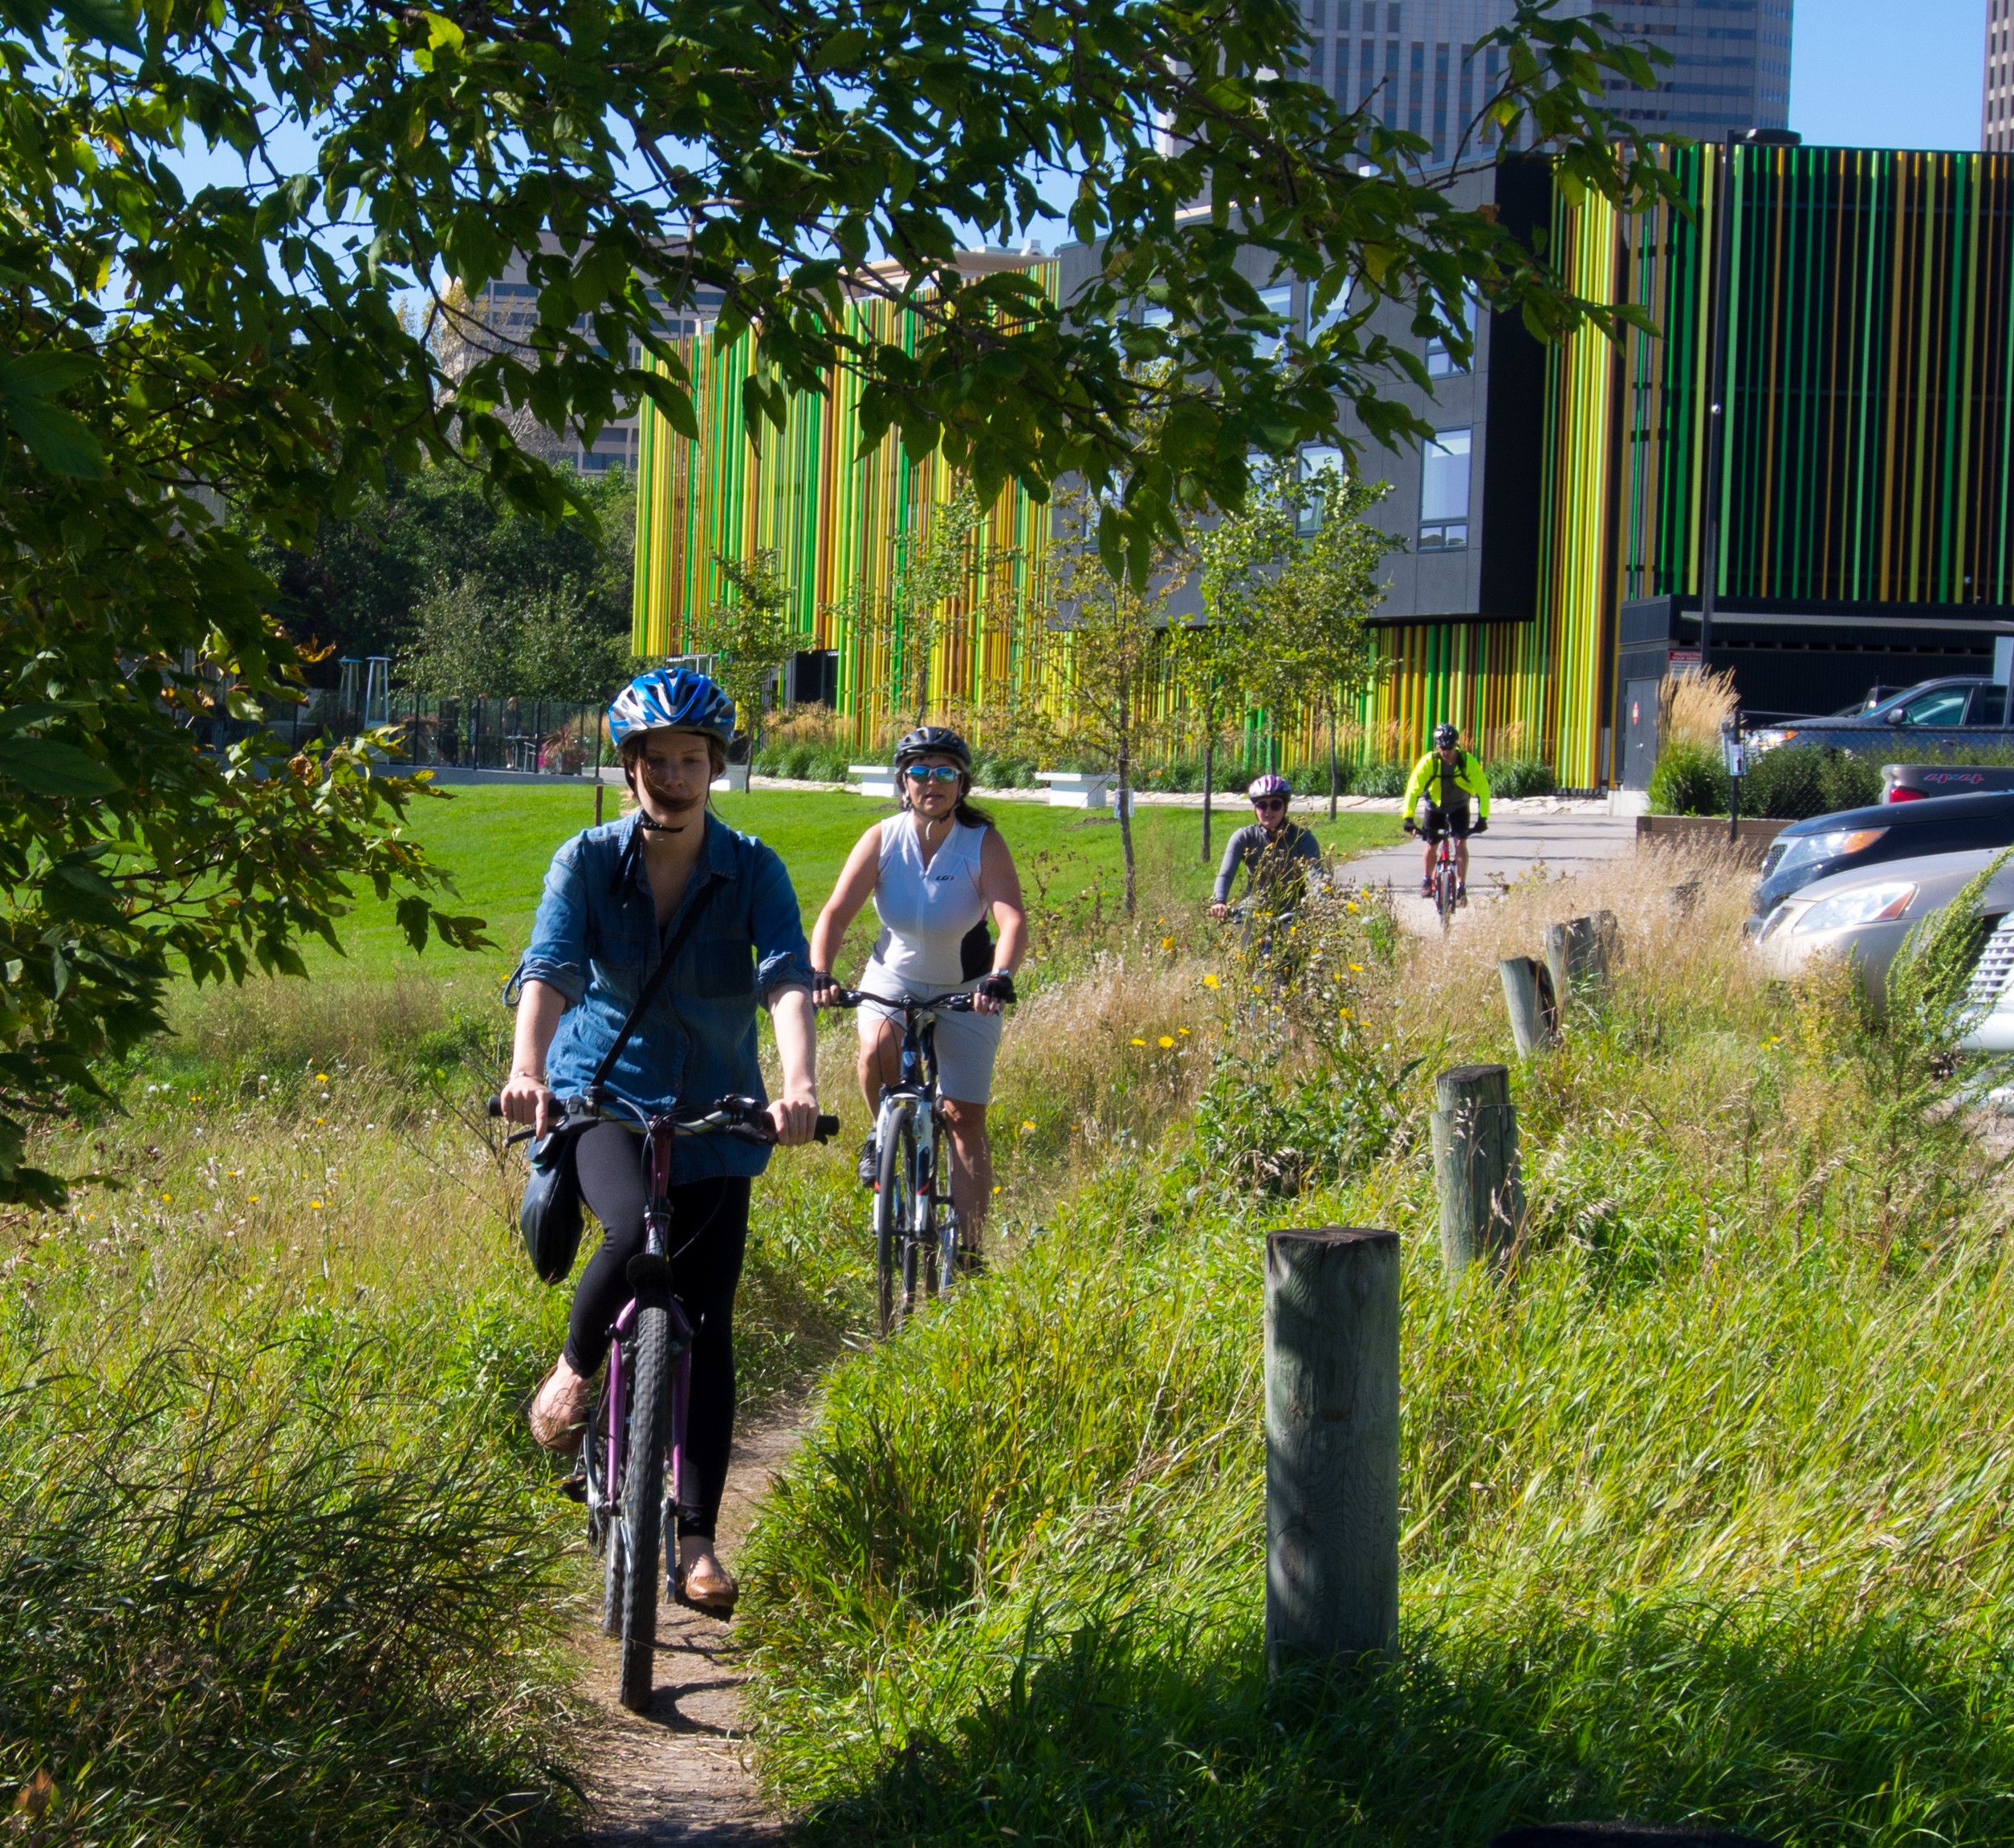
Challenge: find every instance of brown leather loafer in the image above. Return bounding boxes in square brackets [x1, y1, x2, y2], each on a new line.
[673, 1559, 739, 1615]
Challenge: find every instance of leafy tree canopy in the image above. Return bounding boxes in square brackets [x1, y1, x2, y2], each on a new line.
[0, 0, 1665, 1203]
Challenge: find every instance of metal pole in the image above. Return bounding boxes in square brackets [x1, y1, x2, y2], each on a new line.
[1696, 132, 1739, 675]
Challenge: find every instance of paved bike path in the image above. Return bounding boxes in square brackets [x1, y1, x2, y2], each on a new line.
[570, 1407, 802, 1845]
[1342, 804, 1639, 928]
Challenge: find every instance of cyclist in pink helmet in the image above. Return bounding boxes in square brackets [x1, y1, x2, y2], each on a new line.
[1210, 773, 1323, 918]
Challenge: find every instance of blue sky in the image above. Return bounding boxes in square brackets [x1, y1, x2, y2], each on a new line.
[1791, 0, 1984, 150]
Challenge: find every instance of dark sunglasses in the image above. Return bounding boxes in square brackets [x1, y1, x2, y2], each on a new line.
[904, 764, 962, 784]
[1253, 796, 1288, 812]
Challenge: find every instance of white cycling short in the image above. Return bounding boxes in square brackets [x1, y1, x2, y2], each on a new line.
[856, 963, 1003, 1106]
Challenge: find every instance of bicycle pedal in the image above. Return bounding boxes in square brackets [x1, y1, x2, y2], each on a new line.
[555, 1471, 588, 1503]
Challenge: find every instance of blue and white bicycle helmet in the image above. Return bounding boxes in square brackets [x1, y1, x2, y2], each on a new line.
[608, 667, 736, 747]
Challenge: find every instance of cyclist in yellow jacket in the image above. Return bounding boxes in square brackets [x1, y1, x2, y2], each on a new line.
[1401, 723, 1491, 903]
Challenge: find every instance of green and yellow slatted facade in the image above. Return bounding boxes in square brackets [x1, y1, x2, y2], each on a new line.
[632, 284, 1057, 730]
[633, 149, 2014, 782]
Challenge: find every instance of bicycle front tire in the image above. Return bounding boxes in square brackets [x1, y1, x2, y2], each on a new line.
[616, 1303, 669, 1712]
[873, 1102, 918, 1337]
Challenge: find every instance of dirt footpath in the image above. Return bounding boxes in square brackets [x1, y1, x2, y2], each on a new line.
[569, 1410, 805, 1846]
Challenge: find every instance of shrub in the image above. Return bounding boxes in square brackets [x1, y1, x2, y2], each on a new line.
[1487, 755, 1557, 799]
[1193, 1040, 1418, 1195]
[1741, 743, 1880, 819]
[1353, 759, 1408, 798]
[1647, 739, 1730, 815]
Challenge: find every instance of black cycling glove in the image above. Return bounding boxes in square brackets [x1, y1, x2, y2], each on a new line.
[1471, 818, 1488, 836]
[977, 972, 1019, 1006]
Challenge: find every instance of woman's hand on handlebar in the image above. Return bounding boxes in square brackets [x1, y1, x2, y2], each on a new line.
[767, 1087, 821, 1146]
[973, 971, 1018, 1016]
[1209, 901, 1229, 920]
[499, 1068, 557, 1138]
[811, 969, 842, 1008]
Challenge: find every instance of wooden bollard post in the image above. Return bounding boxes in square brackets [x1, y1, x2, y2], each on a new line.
[1499, 955, 1559, 1056]
[1430, 1064, 1524, 1272]
[1264, 1228, 1399, 1674]
[1544, 910, 1621, 1005]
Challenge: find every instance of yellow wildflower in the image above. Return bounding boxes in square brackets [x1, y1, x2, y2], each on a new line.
[1130, 1037, 1146, 1046]
[1202, 973, 1220, 990]
[314, 1073, 329, 1082]
[1158, 1035, 1174, 1049]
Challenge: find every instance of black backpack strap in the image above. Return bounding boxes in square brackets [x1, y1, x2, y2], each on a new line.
[588, 872, 722, 1094]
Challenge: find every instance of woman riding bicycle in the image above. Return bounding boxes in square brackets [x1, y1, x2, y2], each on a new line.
[808, 726, 1027, 1248]
[498, 666, 820, 1614]
[1209, 772, 1323, 920]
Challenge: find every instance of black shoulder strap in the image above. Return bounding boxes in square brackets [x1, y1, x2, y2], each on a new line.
[589, 872, 721, 1093]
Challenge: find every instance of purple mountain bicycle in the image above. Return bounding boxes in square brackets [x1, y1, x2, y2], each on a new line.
[494, 1090, 836, 1711]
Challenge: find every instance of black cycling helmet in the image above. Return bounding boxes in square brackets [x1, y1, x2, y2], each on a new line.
[1433, 722, 1460, 749]
[893, 725, 972, 771]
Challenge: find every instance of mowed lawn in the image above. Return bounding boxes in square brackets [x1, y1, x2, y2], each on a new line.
[303, 782, 1402, 979]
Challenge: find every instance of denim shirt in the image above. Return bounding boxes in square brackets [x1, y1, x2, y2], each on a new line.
[515, 810, 814, 1182]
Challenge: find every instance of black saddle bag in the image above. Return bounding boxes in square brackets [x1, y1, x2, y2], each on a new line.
[520, 1128, 588, 1284]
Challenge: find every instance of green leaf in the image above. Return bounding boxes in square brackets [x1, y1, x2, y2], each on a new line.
[0, 736, 121, 797]
[58, 0, 140, 53]
[6, 397, 105, 477]
[0, 704, 62, 737]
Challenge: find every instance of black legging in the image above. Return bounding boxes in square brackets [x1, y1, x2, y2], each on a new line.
[564, 1121, 750, 1542]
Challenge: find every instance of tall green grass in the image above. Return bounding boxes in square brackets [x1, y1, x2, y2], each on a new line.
[739, 849, 2014, 1845]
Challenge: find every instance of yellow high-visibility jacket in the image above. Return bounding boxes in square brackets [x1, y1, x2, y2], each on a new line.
[1402, 748, 1491, 819]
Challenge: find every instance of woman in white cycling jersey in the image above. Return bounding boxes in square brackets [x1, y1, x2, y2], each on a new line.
[810, 727, 1027, 1246]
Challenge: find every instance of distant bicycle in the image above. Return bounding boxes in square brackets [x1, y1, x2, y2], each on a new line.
[820, 987, 1002, 1334]
[492, 1089, 836, 1712]
[1402, 815, 1463, 929]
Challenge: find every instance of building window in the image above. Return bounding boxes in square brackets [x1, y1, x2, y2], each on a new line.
[1298, 445, 1345, 531]
[1425, 334, 1459, 377]
[1419, 427, 1470, 549]
[1254, 282, 1295, 359]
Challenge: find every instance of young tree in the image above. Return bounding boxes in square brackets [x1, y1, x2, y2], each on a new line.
[690, 551, 801, 758]
[1050, 488, 1198, 915]
[836, 487, 986, 729]
[1200, 466, 1398, 816]
[1166, 615, 1254, 865]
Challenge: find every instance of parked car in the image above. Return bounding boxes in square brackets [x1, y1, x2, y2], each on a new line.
[1959, 911, 2014, 1051]
[1752, 846, 2014, 999]
[1752, 789, 2014, 920]
[1882, 762, 2014, 802]
[1748, 677, 2008, 755]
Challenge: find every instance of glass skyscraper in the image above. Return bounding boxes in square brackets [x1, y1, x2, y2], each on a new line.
[1299, 0, 1792, 158]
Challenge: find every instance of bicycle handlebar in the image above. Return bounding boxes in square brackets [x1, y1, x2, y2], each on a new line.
[487, 1093, 840, 1149]
[816, 986, 987, 1013]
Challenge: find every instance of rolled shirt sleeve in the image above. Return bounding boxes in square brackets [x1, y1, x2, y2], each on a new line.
[517, 836, 590, 1005]
[750, 842, 816, 1000]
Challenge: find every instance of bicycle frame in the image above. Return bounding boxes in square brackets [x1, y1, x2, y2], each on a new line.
[494, 1085, 835, 1712]
[823, 986, 982, 1331]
